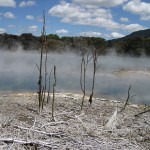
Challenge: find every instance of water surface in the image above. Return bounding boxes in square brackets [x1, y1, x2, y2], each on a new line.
[0, 50, 150, 105]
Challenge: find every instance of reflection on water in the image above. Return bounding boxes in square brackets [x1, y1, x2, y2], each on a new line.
[0, 50, 150, 105]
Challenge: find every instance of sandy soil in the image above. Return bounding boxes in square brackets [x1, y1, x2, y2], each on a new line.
[0, 92, 149, 150]
[113, 70, 150, 78]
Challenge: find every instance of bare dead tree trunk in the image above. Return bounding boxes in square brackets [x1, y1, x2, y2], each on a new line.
[80, 45, 92, 110]
[43, 47, 48, 104]
[37, 10, 46, 112]
[52, 65, 56, 121]
[47, 67, 53, 103]
[80, 55, 86, 111]
[89, 49, 98, 105]
[41, 86, 45, 109]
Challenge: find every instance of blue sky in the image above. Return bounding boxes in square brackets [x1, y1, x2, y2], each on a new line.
[0, 0, 149, 39]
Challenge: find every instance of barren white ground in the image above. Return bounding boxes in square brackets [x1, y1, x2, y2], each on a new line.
[0, 92, 149, 150]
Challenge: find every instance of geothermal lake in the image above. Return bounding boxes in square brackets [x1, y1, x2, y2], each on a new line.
[0, 50, 150, 105]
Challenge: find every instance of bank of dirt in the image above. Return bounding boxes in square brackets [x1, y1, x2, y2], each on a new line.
[0, 92, 149, 150]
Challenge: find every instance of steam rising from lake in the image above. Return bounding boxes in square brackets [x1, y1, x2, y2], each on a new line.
[0, 50, 150, 105]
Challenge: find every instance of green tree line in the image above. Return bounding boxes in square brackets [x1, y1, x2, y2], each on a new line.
[0, 33, 150, 56]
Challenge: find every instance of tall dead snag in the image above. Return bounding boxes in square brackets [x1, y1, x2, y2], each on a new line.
[80, 51, 92, 110]
[89, 49, 99, 105]
[47, 67, 53, 103]
[37, 10, 46, 112]
[80, 52, 86, 111]
[52, 65, 56, 121]
[41, 86, 45, 109]
[43, 46, 48, 104]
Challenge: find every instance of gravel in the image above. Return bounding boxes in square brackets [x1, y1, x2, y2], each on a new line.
[0, 92, 149, 150]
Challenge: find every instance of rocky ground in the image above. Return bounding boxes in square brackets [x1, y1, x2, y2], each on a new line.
[0, 92, 149, 150]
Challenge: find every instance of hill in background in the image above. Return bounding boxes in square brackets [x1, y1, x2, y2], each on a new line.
[0, 28, 150, 56]
[108, 28, 150, 56]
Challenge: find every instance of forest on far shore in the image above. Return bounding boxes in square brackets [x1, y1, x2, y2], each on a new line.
[0, 28, 150, 57]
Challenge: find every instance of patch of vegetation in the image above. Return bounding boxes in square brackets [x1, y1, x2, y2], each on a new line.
[0, 28, 150, 56]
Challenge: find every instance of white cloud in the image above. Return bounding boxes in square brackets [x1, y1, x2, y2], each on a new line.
[8, 25, 16, 29]
[0, 0, 16, 7]
[26, 15, 34, 20]
[85, 18, 122, 30]
[73, 0, 128, 7]
[140, 15, 150, 21]
[19, 0, 35, 7]
[123, 0, 150, 21]
[56, 29, 68, 34]
[109, 32, 124, 39]
[0, 28, 6, 33]
[28, 25, 38, 32]
[48, 1, 148, 33]
[80, 31, 102, 37]
[124, 23, 146, 32]
[48, 2, 122, 30]
[49, 2, 112, 19]
[4, 12, 16, 19]
[120, 17, 129, 22]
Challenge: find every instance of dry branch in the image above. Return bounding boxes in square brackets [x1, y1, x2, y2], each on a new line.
[35, 63, 40, 72]
[135, 109, 150, 117]
[0, 138, 59, 149]
[120, 85, 132, 113]
[13, 125, 65, 138]
[42, 121, 68, 128]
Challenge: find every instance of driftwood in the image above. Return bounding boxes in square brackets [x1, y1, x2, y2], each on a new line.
[135, 109, 150, 117]
[0, 138, 59, 149]
[13, 125, 65, 138]
[42, 121, 68, 128]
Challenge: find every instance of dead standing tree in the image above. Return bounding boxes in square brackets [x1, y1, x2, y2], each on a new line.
[80, 51, 92, 110]
[37, 10, 46, 112]
[52, 65, 56, 121]
[80, 52, 86, 111]
[89, 49, 99, 105]
[43, 44, 48, 105]
[47, 67, 53, 103]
